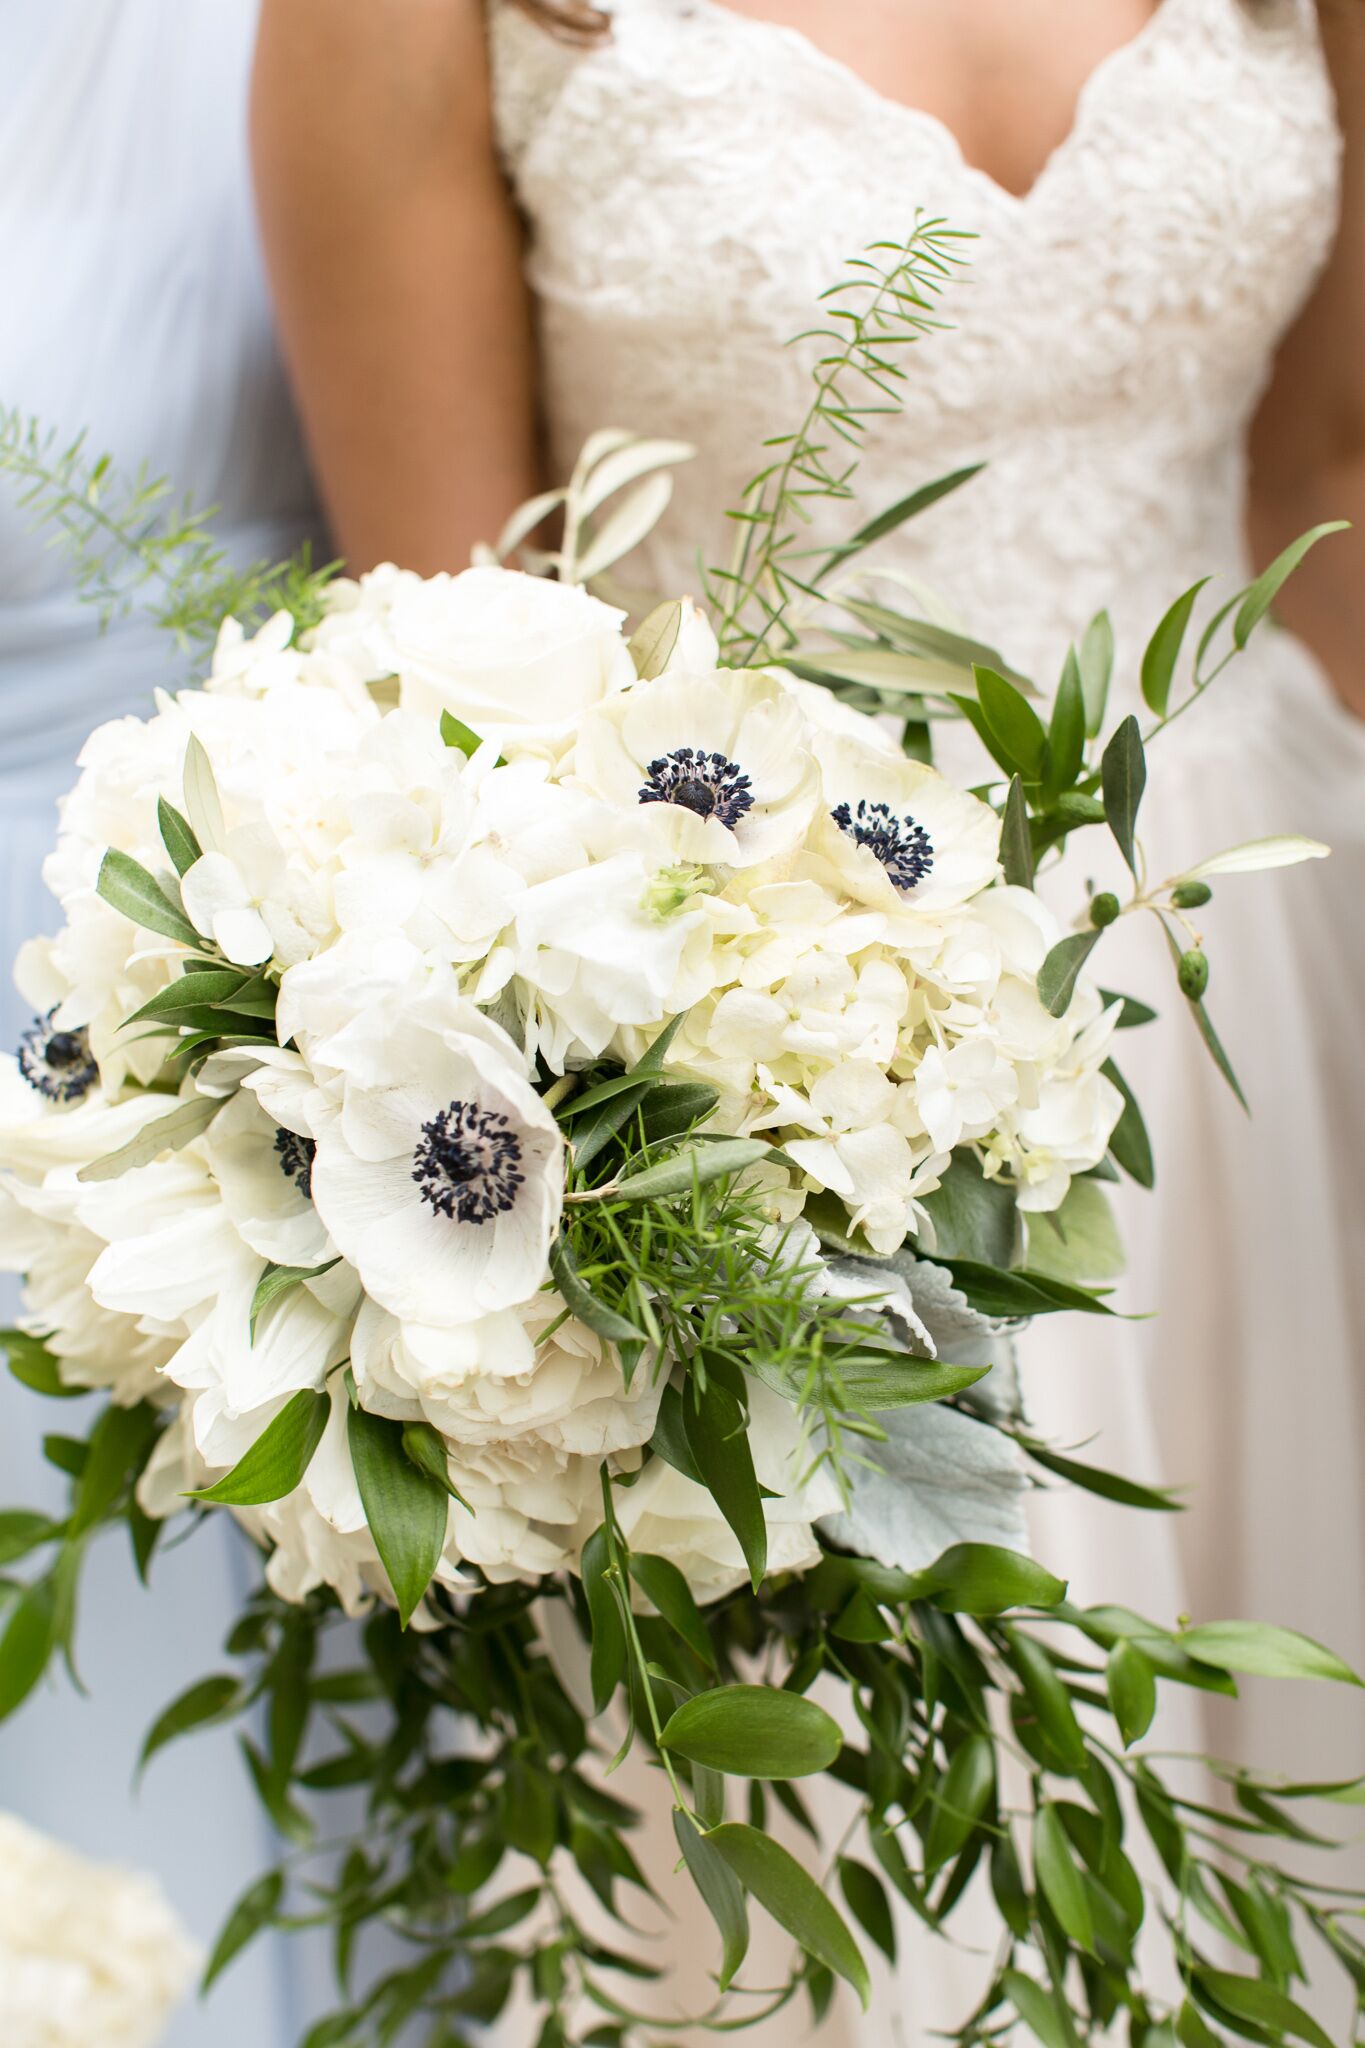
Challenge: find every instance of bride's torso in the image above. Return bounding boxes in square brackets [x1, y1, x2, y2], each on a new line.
[489, 0, 1341, 727]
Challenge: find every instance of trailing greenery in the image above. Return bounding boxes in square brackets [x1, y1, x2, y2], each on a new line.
[0, 404, 339, 650]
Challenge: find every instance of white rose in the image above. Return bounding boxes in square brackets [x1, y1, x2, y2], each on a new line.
[351, 564, 636, 754]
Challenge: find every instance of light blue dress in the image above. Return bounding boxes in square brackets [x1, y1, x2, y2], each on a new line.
[1, 7, 320, 2042]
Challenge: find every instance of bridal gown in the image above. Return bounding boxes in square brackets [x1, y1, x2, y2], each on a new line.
[489, 0, 1365, 2035]
[0, 7, 318, 2043]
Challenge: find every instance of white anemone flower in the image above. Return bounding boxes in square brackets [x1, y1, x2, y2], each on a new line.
[305, 983, 563, 1328]
[200, 1086, 334, 1270]
[810, 730, 1001, 915]
[571, 668, 819, 869]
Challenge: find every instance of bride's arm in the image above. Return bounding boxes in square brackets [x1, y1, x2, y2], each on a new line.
[1248, 2, 1365, 718]
[251, 0, 540, 572]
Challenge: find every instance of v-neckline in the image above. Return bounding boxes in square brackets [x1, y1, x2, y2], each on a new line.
[684, 0, 1179, 208]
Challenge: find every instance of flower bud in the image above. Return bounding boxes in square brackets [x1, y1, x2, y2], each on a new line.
[1089, 891, 1121, 929]
[1171, 880, 1212, 909]
[1178, 948, 1209, 1000]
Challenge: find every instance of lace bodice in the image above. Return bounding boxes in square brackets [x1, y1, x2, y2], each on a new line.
[489, 0, 1341, 720]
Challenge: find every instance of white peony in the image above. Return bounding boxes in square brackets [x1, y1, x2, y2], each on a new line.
[0, 1812, 199, 2048]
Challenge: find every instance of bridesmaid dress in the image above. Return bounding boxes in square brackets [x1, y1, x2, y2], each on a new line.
[486, 0, 1365, 2036]
[0, 7, 317, 2042]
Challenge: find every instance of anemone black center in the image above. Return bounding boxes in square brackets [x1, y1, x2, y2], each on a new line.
[831, 799, 934, 893]
[411, 1099, 525, 1225]
[17, 1012, 97, 1104]
[638, 747, 754, 829]
[274, 1127, 317, 1200]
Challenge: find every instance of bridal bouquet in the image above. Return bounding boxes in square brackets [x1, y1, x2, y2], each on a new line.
[1, 231, 1359, 2048]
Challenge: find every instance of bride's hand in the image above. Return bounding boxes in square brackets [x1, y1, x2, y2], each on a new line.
[251, 0, 542, 573]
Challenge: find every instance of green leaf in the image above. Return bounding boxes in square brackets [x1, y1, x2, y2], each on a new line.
[1192, 1969, 1334, 2048]
[203, 1869, 284, 1991]
[1179, 1620, 1361, 1687]
[674, 1810, 750, 1991]
[906, 1543, 1067, 1616]
[1103, 1059, 1155, 1188]
[1101, 988, 1158, 1029]
[1025, 1179, 1124, 1287]
[705, 1822, 869, 2008]
[1033, 1803, 1095, 1952]
[77, 1093, 223, 1183]
[190, 1389, 329, 1507]
[439, 710, 489, 759]
[250, 1259, 339, 1340]
[1020, 1440, 1181, 1513]
[627, 600, 683, 680]
[157, 796, 203, 877]
[816, 463, 986, 579]
[683, 1367, 767, 1591]
[571, 1017, 685, 1171]
[1046, 650, 1086, 796]
[2, 1332, 84, 1399]
[1004, 1968, 1080, 2048]
[610, 1137, 770, 1204]
[1037, 930, 1101, 1018]
[1232, 522, 1349, 649]
[1176, 1999, 1226, 2048]
[1007, 1628, 1087, 1771]
[917, 1147, 1019, 1267]
[581, 1525, 627, 1715]
[826, 1356, 990, 1412]
[837, 1857, 896, 1964]
[638, 1080, 721, 1146]
[1141, 578, 1210, 716]
[96, 847, 201, 948]
[140, 1674, 247, 1774]
[1101, 714, 1146, 875]
[0, 1577, 56, 1720]
[974, 665, 1047, 779]
[347, 1404, 449, 1628]
[649, 1381, 705, 1485]
[923, 1733, 995, 1873]
[129, 970, 249, 1021]
[548, 1236, 645, 1347]
[999, 773, 1034, 889]
[628, 1553, 716, 1671]
[1078, 611, 1115, 739]
[939, 1259, 1115, 1320]
[182, 733, 226, 852]
[400, 1421, 470, 1509]
[1107, 1639, 1158, 1748]
[71, 1401, 159, 1535]
[0, 1511, 59, 1567]
[660, 1686, 842, 1779]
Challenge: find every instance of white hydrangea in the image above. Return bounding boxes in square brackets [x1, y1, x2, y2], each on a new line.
[0, 1812, 199, 2048]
